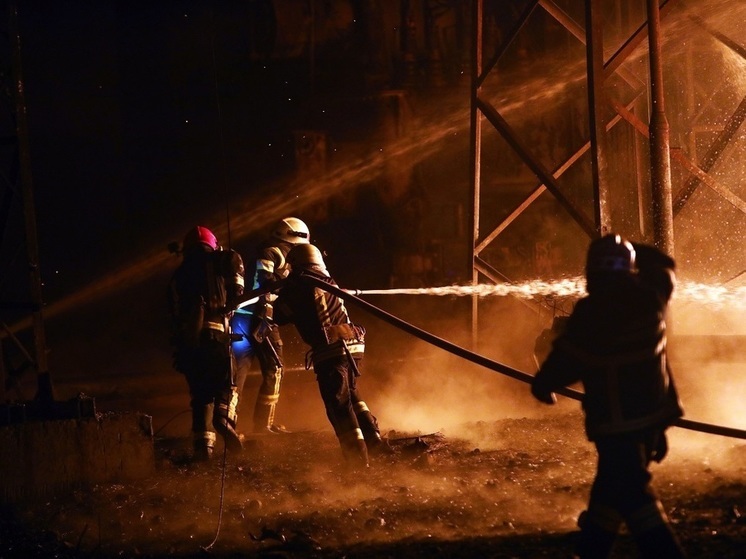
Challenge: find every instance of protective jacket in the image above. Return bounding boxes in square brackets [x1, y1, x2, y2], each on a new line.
[273, 269, 364, 363]
[169, 245, 244, 348]
[245, 238, 295, 317]
[168, 243, 245, 458]
[532, 244, 683, 441]
[229, 238, 296, 433]
[273, 267, 378, 466]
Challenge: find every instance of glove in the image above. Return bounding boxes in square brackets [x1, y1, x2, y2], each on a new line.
[531, 385, 557, 405]
[649, 430, 669, 463]
[632, 242, 675, 272]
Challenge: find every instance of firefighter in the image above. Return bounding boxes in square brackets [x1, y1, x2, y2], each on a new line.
[273, 243, 385, 468]
[168, 225, 245, 461]
[531, 234, 686, 558]
[230, 217, 310, 434]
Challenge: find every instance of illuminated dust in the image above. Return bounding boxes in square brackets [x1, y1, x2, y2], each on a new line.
[3, 2, 745, 557]
[2, 289, 745, 558]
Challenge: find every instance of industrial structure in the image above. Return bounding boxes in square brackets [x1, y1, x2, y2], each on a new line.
[468, 0, 744, 332]
[0, 0, 743, 495]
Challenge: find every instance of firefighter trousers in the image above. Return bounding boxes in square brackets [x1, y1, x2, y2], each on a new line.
[577, 434, 685, 558]
[314, 354, 380, 466]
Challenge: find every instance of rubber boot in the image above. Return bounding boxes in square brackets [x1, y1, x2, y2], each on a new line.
[253, 364, 282, 433]
[193, 431, 216, 462]
[340, 429, 369, 470]
[576, 507, 621, 559]
[354, 400, 381, 441]
[214, 387, 243, 453]
[633, 525, 686, 558]
[628, 501, 686, 558]
[252, 400, 276, 433]
[576, 522, 617, 559]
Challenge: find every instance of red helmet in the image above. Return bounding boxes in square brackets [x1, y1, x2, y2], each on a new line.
[183, 226, 218, 251]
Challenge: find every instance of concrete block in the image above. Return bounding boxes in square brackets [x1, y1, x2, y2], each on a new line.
[0, 411, 155, 502]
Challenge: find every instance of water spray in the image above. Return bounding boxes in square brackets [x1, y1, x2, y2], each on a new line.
[346, 278, 746, 309]
[308, 273, 746, 440]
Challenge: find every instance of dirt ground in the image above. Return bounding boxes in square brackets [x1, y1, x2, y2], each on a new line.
[2, 290, 745, 558]
[1, 405, 745, 559]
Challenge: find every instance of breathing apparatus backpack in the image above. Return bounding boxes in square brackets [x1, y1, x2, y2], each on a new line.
[170, 249, 229, 348]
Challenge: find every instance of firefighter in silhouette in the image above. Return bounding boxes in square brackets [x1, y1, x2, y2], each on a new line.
[531, 234, 685, 558]
[168, 225, 245, 461]
[229, 217, 310, 434]
[272, 243, 385, 468]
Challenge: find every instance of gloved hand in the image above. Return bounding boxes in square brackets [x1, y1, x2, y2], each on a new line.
[531, 385, 557, 405]
[650, 431, 669, 463]
[632, 242, 675, 272]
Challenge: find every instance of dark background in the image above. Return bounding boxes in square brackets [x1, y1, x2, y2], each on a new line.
[3, 0, 481, 392]
[2, 0, 744, 402]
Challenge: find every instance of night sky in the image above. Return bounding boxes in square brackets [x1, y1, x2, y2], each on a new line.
[3, 2, 356, 381]
[14, 1, 442, 297]
[5, 1, 472, 384]
[4, 1, 744, 387]
[20, 2, 298, 292]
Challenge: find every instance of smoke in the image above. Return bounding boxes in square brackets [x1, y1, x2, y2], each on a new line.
[355, 278, 746, 457]
[361, 294, 562, 442]
[668, 428, 746, 474]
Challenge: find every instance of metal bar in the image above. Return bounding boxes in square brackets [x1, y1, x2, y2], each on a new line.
[673, 95, 746, 216]
[477, 0, 539, 88]
[470, 0, 483, 347]
[474, 97, 639, 255]
[585, 0, 610, 234]
[476, 94, 597, 237]
[8, 1, 53, 403]
[687, 13, 746, 60]
[610, 98, 746, 215]
[604, 0, 676, 80]
[647, 0, 675, 256]
[475, 186, 546, 255]
[474, 256, 512, 284]
[539, 0, 643, 89]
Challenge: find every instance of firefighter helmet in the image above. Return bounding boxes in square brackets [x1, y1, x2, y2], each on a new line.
[287, 244, 328, 275]
[183, 226, 218, 251]
[272, 217, 310, 245]
[586, 234, 636, 276]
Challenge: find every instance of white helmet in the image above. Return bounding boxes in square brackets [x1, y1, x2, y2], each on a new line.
[272, 217, 310, 245]
[287, 244, 329, 276]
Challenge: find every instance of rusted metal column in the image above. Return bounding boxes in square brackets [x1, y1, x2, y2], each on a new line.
[9, 2, 53, 403]
[647, 0, 675, 256]
[585, 0, 611, 235]
[469, 0, 483, 348]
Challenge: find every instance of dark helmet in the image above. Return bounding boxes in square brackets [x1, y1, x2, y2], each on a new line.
[586, 234, 636, 276]
[287, 244, 329, 276]
[183, 226, 218, 251]
[272, 217, 310, 245]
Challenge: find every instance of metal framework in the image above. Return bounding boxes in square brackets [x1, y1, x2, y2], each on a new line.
[0, 1, 53, 404]
[469, 0, 746, 338]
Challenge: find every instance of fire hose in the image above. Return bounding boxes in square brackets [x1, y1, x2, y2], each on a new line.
[238, 274, 746, 441]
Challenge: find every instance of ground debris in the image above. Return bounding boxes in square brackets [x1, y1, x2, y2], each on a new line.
[1, 414, 744, 558]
